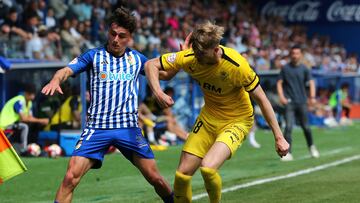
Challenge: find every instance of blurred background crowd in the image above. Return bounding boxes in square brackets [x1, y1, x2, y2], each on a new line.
[1, 0, 359, 73]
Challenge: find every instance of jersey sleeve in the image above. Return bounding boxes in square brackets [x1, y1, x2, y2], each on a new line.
[133, 50, 148, 75]
[233, 57, 260, 92]
[159, 52, 184, 71]
[68, 49, 94, 75]
[13, 100, 23, 113]
[278, 67, 285, 81]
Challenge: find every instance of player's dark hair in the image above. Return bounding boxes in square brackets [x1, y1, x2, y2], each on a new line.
[341, 82, 349, 89]
[24, 83, 36, 94]
[107, 7, 136, 33]
[291, 45, 302, 52]
[8, 7, 17, 14]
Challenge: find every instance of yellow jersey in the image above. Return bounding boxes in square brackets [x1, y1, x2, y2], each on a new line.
[160, 45, 259, 120]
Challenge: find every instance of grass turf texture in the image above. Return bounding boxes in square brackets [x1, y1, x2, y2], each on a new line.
[1, 122, 359, 203]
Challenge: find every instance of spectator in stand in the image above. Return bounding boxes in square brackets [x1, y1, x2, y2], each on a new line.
[69, 0, 93, 22]
[21, 12, 40, 37]
[345, 53, 359, 73]
[25, 25, 61, 60]
[255, 48, 271, 71]
[0, 7, 30, 40]
[167, 12, 180, 30]
[59, 17, 81, 60]
[45, 8, 57, 29]
[23, 0, 46, 21]
[49, 0, 68, 19]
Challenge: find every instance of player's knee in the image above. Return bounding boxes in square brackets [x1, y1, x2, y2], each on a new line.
[177, 165, 196, 176]
[201, 159, 217, 169]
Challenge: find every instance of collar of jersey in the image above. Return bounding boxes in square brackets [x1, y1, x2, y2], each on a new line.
[104, 43, 130, 58]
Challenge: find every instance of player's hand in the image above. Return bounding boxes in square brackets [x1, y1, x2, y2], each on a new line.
[39, 118, 49, 125]
[41, 81, 63, 96]
[275, 136, 289, 157]
[180, 32, 192, 51]
[279, 97, 288, 105]
[154, 91, 174, 108]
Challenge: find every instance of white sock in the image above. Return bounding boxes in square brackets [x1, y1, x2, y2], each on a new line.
[147, 131, 155, 143]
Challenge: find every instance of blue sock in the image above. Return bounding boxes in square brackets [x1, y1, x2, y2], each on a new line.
[54, 201, 59, 203]
[162, 191, 174, 203]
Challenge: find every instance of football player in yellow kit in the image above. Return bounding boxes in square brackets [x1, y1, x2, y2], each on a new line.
[145, 21, 289, 203]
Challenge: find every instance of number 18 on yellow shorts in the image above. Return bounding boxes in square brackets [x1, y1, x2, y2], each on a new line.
[183, 112, 253, 159]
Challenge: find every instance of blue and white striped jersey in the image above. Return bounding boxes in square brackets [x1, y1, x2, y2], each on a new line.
[68, 46, 148, 129]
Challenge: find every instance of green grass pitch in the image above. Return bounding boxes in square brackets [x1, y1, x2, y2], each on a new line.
[1, 122, 360, 203]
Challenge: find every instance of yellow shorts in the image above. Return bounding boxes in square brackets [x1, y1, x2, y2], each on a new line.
[183, 110, 253, 159]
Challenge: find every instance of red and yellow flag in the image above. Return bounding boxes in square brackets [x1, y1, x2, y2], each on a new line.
[0, 130, 27, 183]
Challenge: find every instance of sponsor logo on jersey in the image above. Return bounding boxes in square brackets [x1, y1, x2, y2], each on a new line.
[69, 58, 78, 65]
[127, 55, 136, 65]
[98, 71, 134, 81]
[203, 82, 222, 94]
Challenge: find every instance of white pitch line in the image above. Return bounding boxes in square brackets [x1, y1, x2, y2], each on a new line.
[297, 147, 352, 160]
[193, 154, 360, 201]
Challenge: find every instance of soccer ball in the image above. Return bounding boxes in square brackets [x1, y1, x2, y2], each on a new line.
[27, 143, 41, 157]
[44, 144, 62, 158]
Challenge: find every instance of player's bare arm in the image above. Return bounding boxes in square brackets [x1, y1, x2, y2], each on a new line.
[144, 58, 174, 108]
[309, 79, 316, 105]
[41, 67, 74, 96]
[19, 112, 49, 125]
[276, 79, 288, 105]
[250, 85, 289, 157]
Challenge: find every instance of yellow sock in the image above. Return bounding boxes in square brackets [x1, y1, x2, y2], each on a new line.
[143, 118, 155, 127]
[174, 171, 192, 203]
[200, 167, 222, 203]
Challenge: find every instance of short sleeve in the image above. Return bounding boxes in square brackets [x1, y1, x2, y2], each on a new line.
[233, 57, 260, 92]
[133, 50, 148, 75]
[160, 52, 184, 71]
[13, 100, 23, 113]
[68, 49, 94, 75]
[278, 68, 285, 81]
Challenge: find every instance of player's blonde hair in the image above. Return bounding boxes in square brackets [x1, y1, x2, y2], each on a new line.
[190, 21, 224, 55]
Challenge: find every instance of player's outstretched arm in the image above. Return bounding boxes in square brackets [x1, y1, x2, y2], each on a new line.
[41, 67, 74, 96]
[249, 85, 289, 157]
[144, 58, 174, 108]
